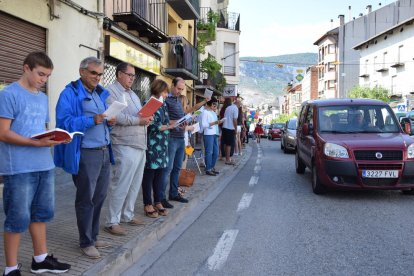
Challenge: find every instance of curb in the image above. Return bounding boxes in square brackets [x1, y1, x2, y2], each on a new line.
[84, 145, 253, 275]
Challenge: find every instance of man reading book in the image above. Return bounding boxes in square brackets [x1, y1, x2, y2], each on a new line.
[104, 62, 153, 236]
[54, 57, 116, 259]
[0, 52, 71, 275]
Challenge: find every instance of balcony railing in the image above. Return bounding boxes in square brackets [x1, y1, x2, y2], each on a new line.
[166, 0, 200, 19]
[217, 9, 240, 31]
[164, 36, 199, 80]
[112, 0, 168, 43]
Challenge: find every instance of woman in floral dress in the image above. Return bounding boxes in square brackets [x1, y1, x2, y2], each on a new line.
[142, 79, 171, 217]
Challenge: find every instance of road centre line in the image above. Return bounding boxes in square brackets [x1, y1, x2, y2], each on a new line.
[257, 154, 262, 158]
[207, 229, 239, 271]
[249, 176, 259, 187]
[256, 159, 261, 165]
[254, 165, 261, 173]
[237, 193, 254, 212]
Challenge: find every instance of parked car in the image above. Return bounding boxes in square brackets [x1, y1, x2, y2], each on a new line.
[295, 98, 414, 194]
[268, 123, 284, 140]
[280, 117, 297, 153]
[262, 124, 271, 138]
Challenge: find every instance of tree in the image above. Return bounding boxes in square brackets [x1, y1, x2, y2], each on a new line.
[271, 112, 297, 124]
[348, 85, 390, 102]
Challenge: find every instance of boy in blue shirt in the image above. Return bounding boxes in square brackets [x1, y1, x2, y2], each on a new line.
[0, 52, 71, 275]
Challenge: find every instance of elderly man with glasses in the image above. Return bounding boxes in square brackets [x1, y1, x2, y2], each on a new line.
[104, 62, 153, 236]
[54, 56, 116, 259]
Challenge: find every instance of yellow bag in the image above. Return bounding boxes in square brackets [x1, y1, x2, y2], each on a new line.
[185, 145, 194, 156]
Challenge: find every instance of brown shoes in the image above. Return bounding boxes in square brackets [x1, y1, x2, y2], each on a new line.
[104, 224, 127, 236]
[127, 217, 145, 226]
[154, 203, 168, 216]
[95, 240, 111, 249]
[80, 246, 101, 259]
[144, 205, 159, 218]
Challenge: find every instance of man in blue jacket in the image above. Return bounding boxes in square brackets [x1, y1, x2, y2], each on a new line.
[54, 57, 115, 259]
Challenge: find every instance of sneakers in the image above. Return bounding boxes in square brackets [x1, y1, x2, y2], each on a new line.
[31, 254, 71, 274]
[80, 246, 101, 259]
[3, 264, 21, 276]
[212, 168, 220, 174]
[161, 199, 174, 209]
[104, 224, 127, 236]
[205, 170, 216, 176]
[169, 194, 189, 203]
[95, 240, 111, 249]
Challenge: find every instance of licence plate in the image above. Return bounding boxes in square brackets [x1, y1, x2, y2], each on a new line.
[362, 170, 399, 178]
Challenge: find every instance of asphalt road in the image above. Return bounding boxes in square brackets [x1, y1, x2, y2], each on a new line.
[124, 139, 414, 276]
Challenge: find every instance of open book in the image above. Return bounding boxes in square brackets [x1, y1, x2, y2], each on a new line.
[104, 100, 128, 119]
[173, 113, 193, 128]
[31, 128, 84, 141]
[138, 96, 163, 117]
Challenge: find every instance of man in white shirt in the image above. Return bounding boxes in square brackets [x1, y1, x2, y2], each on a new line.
[221, 97, 238, 165]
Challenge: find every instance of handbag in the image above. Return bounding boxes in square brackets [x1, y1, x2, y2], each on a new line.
[178, 168, 196, 187]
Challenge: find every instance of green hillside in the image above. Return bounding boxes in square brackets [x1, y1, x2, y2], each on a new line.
[239, 53, 318, 106]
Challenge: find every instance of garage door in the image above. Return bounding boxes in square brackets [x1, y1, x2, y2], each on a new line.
[0, 11, 46, 85]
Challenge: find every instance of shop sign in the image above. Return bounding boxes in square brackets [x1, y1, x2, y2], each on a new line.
[108, 36, 160, 75]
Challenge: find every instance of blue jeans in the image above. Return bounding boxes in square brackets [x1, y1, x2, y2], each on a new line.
[72, 148, 110, 248]
[3, 170, 55, 233]
[203, 135, 219, 171]
[161, 137, 185, 199]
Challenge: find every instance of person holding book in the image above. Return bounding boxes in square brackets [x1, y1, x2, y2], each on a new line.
[200, 97, 223, 176]
[104, 62, 153, 236]
[54, 57, 116, 259]
[0, 52, 71, 275]
[161, 77, 210, 209]
[142, 79, 172, 218]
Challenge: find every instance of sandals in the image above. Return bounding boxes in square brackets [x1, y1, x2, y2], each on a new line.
[225, 161, 235, 165]
[154, 203, 168, 216]
[144, 205, 159, 218]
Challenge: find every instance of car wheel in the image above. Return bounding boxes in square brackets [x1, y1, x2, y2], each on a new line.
[280, 138, 284, 150]
[311, 163, 327, 194]
[295, 151, 306, 174]
[283, 140, 288, 154]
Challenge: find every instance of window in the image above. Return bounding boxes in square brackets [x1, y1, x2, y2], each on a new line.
[397, 45, 404, 63]
[382, 52, 387, 68]
[223, 42, 236, 76]
[328, 44, 335, 54]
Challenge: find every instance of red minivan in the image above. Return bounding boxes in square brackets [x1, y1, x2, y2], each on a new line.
[295, 98, 414, 194]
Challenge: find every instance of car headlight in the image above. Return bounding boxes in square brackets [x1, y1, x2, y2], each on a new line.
[408, 143, 414, 159]
[288, 135, 294, 139]
[324, 143, 349, 158]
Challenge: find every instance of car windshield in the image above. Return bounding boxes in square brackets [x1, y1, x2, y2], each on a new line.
[287, 119, 297, 129]
[272, 123, 284, 129]
[318, 105, 400, 133]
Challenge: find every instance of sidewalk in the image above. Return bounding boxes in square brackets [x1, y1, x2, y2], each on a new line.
[0, 144, 252, 275]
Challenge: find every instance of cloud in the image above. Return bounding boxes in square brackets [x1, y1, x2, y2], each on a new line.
[240, 21, 334, 57]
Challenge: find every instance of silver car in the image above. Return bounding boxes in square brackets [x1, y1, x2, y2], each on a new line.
[280, 117, 297, 153]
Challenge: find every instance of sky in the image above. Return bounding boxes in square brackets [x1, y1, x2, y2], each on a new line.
[228, 0, 392, 57]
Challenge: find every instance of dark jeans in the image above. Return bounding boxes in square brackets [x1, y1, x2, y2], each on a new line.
[203, 135, 219, 171]
[142, 168, 164, 205]
[162, 137, 185, 199]
[72, 148, 110, 248]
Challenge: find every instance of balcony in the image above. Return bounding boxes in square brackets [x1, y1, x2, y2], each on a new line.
[112, 0, 168, 43]
[164, 36, 199, 80]
[390, 62, 404, 68]
[166, 0, 200, 19]
[217, 9, 240, 31]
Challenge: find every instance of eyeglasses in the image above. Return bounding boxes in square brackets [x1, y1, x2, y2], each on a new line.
[121, 71, 136, 78]
[84, 69, 103, 77]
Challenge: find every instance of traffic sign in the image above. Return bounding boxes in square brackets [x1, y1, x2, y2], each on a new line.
[397, 104, 406, 112]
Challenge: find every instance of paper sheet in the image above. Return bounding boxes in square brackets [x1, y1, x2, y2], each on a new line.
[104, 100, 128, 119]
[191, 122, 200, 134]
[173, 113, 193, 128]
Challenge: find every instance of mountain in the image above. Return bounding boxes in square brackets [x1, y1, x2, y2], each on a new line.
[239, 53, 318, 107]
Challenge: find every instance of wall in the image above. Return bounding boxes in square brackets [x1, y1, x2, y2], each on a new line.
[338, 0, 414, 97]
[0, 0, 103, 128]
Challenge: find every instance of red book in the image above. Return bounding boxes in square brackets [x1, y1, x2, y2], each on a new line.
[31, 128, 84, 141]
[138, 96, 164, 117]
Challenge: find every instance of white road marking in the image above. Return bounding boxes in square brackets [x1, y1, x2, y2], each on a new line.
[257, 154, 262, 158]
[249, 176, 259, 187]
[254, 165, 261, 173]
[207, 230, 239, 271]
[237, 193, 254, 212]
[256, 159, 261, 165]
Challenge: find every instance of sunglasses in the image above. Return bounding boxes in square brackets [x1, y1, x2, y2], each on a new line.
[84, 69, 103, 77]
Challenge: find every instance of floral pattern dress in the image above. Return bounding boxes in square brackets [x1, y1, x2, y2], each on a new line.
[145, 102, 170, 169]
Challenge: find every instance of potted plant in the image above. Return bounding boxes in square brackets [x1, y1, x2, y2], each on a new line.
[200, 56, 222, 85]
